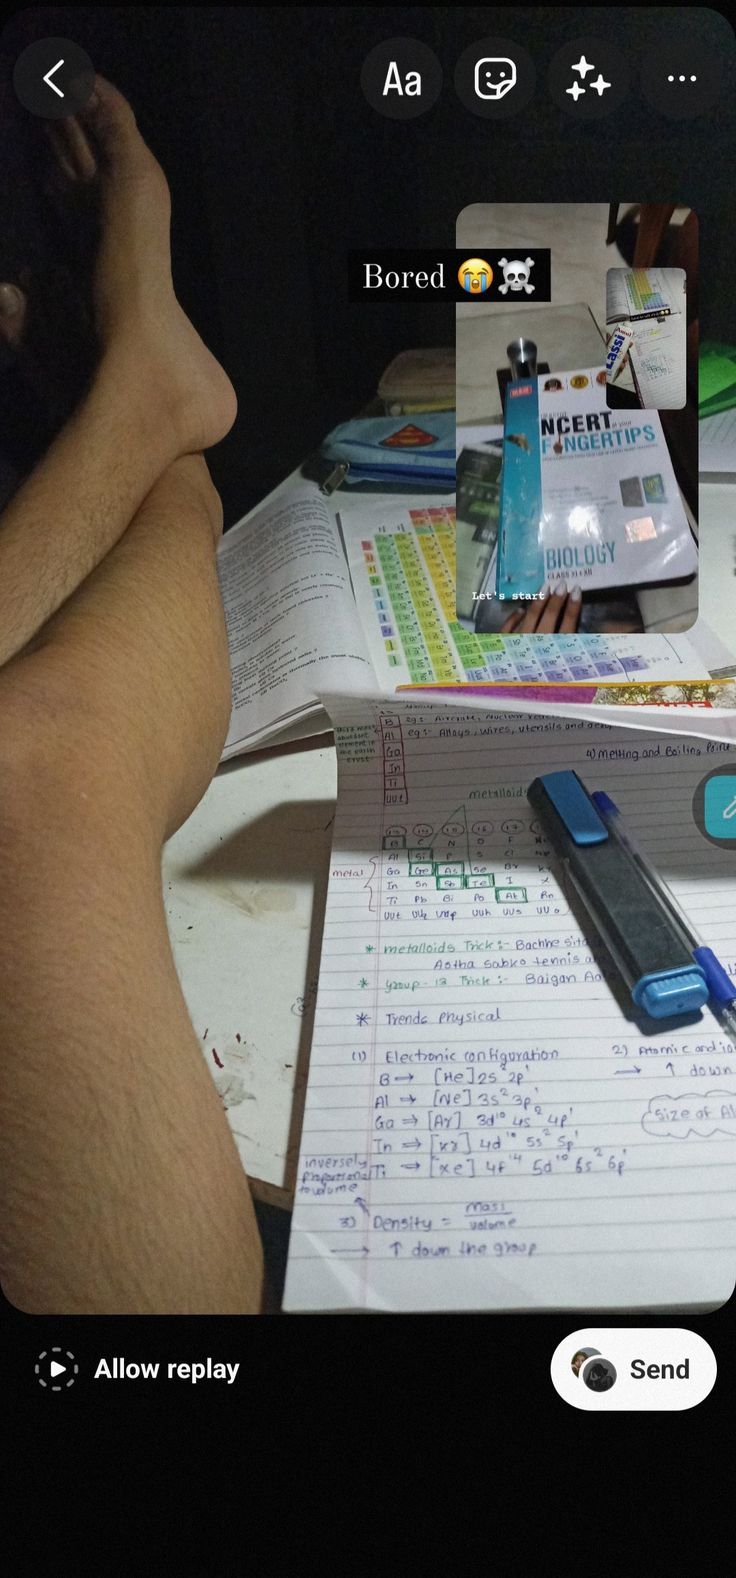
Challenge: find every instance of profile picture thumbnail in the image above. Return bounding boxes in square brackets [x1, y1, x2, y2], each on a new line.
[571, 1347, 599, 1377]
[581, 1357, 618, 1393]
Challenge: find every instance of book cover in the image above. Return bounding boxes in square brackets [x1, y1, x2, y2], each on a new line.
[496, 368, 697, 600]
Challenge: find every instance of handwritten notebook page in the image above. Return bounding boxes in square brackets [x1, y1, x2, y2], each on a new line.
[283, 701, 736, 1312]
[630, 317, 686, 410]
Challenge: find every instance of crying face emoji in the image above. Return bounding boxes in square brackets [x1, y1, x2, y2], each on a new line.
[458, 257, 493, 295]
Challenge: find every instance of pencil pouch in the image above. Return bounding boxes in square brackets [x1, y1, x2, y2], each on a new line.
[320, 412, 456, 489]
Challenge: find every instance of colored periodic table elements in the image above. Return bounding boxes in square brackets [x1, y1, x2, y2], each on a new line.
[361, 509, 459, 684]
[353, 505, 680, 689]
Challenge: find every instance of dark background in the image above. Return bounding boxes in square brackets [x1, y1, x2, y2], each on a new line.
[1, 5, 735, 524]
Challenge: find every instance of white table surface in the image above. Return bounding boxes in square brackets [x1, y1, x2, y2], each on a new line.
[162, 459, 734, 1211]
[164, 735, 337, 1207]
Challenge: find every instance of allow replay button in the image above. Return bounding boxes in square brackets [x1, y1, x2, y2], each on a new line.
[551, 1329, 717, 1410]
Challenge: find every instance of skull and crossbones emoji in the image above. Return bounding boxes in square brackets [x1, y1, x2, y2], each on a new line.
[497, 257, 535, 295]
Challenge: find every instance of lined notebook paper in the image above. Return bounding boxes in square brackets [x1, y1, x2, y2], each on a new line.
[283, 700, 736, 1312]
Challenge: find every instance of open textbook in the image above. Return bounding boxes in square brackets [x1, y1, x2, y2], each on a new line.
[283, 699, 736, 1313]
[606, 267, 685, 326]
[217, 488, 733, 758]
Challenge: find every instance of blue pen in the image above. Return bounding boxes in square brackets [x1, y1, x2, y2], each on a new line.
[592, 790, 736, 1046]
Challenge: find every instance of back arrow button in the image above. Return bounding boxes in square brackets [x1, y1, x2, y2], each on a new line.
[43, 60, 66, 99]
[13, 37, 95, 120]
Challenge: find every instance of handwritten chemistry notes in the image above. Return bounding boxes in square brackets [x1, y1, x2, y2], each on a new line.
[283, 701, 736, 1312]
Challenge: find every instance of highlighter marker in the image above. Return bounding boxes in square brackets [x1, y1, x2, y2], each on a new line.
[527, 771, 709, 1020]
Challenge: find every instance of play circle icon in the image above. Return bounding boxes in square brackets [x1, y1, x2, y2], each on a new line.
[36, 1347, 79, 1389]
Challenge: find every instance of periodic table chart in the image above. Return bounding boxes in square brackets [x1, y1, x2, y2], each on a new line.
[339, 501, 708, 689]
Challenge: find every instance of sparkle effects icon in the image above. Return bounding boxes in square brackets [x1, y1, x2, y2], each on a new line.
[565, 55, 611, 101]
